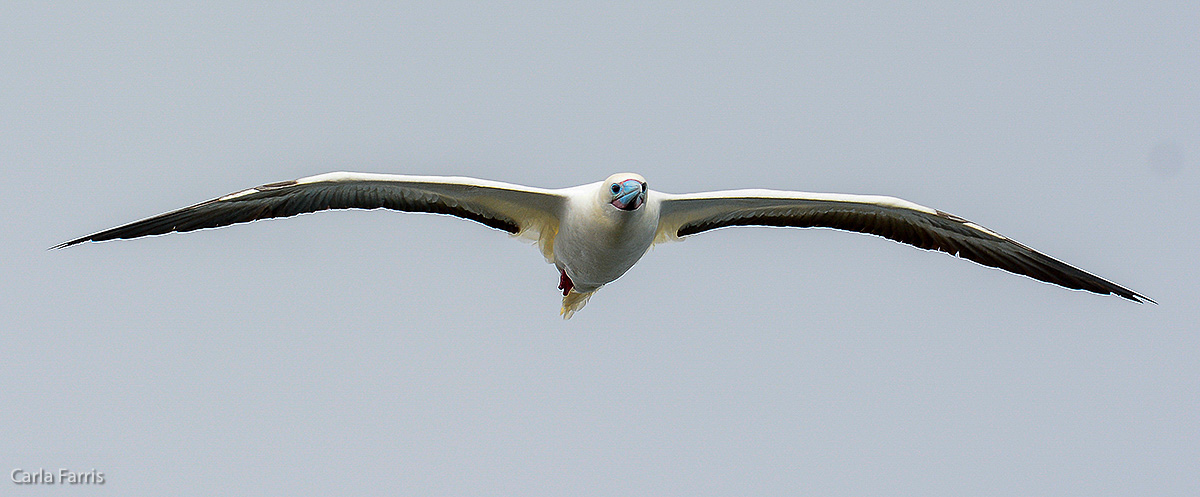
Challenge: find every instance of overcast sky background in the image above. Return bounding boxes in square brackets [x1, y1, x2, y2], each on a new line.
[2, 2, 1197, 496]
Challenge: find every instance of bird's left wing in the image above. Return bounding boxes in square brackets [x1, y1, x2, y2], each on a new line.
[655, 189, 1151, 303]
[55, 172, 567, 253]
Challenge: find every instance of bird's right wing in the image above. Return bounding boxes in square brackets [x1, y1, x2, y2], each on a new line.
[55, 172, 569, 259]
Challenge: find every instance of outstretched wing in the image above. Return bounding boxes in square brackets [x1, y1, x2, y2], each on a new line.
[655, 189, 1151, 303]
[55, 172, 567, 249]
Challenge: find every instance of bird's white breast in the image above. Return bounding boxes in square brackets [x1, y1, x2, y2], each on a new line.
[552, 189, 659, 292]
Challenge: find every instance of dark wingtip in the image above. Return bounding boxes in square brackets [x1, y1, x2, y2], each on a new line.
[1129, 292, 1157, 305]
[1110, 285, 1155, 305]
[49, 236, 91, 250]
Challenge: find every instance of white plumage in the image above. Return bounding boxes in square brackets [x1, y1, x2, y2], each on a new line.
[56, 171, 1152, 317]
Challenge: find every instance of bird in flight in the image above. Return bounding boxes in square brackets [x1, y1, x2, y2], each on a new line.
[56, 172, 1152, 317]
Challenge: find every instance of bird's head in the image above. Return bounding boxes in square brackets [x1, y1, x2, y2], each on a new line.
[605, 173, 647, 211]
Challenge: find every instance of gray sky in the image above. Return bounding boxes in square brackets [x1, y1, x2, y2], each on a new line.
[2, 2, 1197, 495]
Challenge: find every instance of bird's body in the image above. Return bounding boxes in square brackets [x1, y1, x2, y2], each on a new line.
[56, 171, 1152, 317]
[554, 175, 658, 293]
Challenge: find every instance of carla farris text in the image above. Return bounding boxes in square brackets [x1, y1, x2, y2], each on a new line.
[12, 468, 104, 485]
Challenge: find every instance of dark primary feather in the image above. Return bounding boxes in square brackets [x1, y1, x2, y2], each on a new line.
[671, 196, 1152, 304]
[52, 178, 523, 249]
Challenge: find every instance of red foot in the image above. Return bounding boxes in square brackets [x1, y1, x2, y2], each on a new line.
[558, 269, 574, 296]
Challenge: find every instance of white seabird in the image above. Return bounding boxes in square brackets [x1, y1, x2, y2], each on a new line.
[55, 172, 1152, 317]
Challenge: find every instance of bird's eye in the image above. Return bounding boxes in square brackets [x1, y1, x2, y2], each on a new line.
[611, 184, 621, 194]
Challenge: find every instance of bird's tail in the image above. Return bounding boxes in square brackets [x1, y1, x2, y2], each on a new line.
[560, 290, 596, 319]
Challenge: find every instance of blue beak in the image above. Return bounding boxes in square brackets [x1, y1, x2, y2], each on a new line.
[611, 179, 646, 211]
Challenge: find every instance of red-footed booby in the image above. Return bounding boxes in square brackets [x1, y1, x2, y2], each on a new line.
[55, 172, 1152, 317]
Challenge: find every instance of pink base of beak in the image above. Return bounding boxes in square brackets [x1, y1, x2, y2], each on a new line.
[612, 198, 644, 211]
